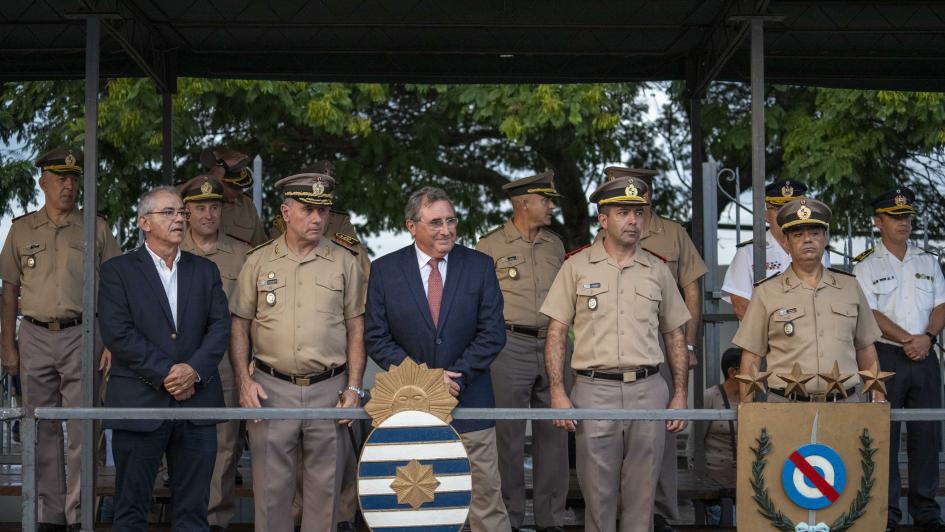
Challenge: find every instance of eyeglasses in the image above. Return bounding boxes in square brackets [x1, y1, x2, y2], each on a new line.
[145, 209, 191, 220]
[418, 217, 459, 229]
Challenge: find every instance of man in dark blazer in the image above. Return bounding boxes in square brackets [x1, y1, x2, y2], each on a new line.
[365, 186, 511, 532]
[99, 186, 229, 531]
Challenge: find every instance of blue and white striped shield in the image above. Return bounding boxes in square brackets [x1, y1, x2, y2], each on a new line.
[358, 410, 472, 531]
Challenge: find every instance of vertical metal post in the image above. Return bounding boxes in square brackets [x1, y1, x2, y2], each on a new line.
[21, 416, 36, 531]
[750, 18, 767, 284]
[162, 91, 173, 185]
[688, 86, 706, 470]
[699, 160, 721, 473]
[253, 155, 263, 215]
[81, 15, 101, 532]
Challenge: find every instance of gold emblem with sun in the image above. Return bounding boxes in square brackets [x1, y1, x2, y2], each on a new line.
[365, 358, 458, 427]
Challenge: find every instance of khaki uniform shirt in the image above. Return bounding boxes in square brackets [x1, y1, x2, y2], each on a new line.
[229, 234, 365, 375]
[540, 238, 690, 371]
[0, 207, 121, 321]
[732, 267, 882, 393]
[180, 231, 250, 300]
[325, 211, 371, 280]
[640, 215, 707, 288]
[221, 193, 268, 246]
[476, 221, 565, 328]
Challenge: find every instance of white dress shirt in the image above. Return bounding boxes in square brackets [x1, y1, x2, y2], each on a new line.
[853, 241, 945, 342]
[722, 229, 830, 303]
[145, 242, 182, 329]
[415, 244, 449, 296]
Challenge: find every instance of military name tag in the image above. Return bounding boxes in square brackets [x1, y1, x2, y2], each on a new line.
[784, 321, 795, 336]
[588, 296, 598, 311]
[265, 292, 276, 306]
[508, 267, 519, 279]
[26, 256, 35, 268]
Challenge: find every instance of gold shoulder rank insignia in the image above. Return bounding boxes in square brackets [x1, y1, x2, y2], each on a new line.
[853, 247, 874, 263]
[735, 239, 754, 248]
[11, 211, 35, 223]
[828, 266, 855, 277]
[246, 238, 275, 256]
[331, 233, 360, 255]
[479, 225, 502, 240]
[753, 271, 782, 287]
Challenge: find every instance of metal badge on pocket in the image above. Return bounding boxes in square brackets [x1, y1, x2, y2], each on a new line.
[26, 256, 36, 268]
[266, 292, 276, 306]
[509, 267, 519, 279]
[784, 321, 795, 336]
[588, 296, 598, 311]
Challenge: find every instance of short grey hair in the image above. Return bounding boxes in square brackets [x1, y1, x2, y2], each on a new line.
[137, 186, 181, 218]
[404, 186, 453, 222]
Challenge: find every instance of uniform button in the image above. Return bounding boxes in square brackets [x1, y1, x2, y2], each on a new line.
[170, 333, 176, 340]
[297, 346, 301, 351]
[297, 303, 302, 308]
[436, 338, 443, 345]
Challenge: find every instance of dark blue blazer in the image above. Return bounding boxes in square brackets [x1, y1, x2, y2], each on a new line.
[98, 245, 229, 432]
[365, 244, 506, 433]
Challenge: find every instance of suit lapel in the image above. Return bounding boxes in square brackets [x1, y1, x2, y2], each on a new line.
[399, 246, 435, 332]
[135, 246, 176, 330]
[438, 245, 465, 330]
[176, 253, 194, 329]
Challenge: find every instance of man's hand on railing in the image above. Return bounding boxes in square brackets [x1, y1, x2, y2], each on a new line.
[238, 376, 268, 409]
[665, 393, 688, 433]
[335, 389, 360, 426]
[550, 391, 577, 432]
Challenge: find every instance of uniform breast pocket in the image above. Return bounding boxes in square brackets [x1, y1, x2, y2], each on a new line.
[772, 309, 805, 340]
[830, 303, 858, 342]
[495, 256, 526, 283]
[633, 285, 662, 326]
[315, 274, 345, 313]
[576, 283, 608, 316]
[19, 242, 47, 276]
[915, 277, 935, 309]
[256, 278, 286, 314]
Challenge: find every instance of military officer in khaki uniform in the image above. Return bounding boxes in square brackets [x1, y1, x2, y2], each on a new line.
[0, 147, 121, 529]
[476, 171, 568, 532]
[200, 147, 269, 246]
[541, 176, 691, 532]
[733, 199, 884, 403]
[229, 172, 367, 532]
[176, 174, 250, 531]
[599, 167, 707, 530]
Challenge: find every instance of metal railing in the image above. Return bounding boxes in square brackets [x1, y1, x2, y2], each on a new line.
[10, 406, 945, 531]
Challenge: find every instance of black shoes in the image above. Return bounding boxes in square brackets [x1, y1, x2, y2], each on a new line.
[653, 514, 676, 532]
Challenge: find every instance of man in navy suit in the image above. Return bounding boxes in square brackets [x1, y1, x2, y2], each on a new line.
[365, 186, 512, 531]
[99, 186, 230, 531]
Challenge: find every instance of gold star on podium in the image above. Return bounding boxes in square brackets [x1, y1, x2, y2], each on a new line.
[776, 362, 816, 397]
[390, 459, 440, 510]
[858, 361, 895, 396]
[735, 368, 772, 399]
[819, 360, 854, 398]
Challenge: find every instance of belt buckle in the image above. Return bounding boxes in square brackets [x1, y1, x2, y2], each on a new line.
[48, 321, 61, 331]
[295, 376, 310, 386]
[810, 393, 827, 403]
[622, 371, 637, 383]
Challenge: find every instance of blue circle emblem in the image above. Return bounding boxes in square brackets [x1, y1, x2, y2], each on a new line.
[780, 443, 846, 510]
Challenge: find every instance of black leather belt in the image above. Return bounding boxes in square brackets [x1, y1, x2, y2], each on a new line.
[505, 324, 546, 338]
[577, 365, 660, 383]
[768, 387, 857, 402]
[22, 315, 82, 331]
[253, 359, 346, 386]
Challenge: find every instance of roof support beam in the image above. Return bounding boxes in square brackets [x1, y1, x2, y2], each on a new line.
[689, 0, 771, 98]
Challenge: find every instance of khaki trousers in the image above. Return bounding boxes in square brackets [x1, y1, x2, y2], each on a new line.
[207, 356, 244, 528]
[19, 320, 100, 525]
[492, 332, 569, 529]
[572, 374, 667, 532]
[460, 427, 512, 532]
[247, 370, 345, 532]
[654, 363, 678, 520]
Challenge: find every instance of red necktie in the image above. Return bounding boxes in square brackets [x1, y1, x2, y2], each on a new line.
[428, 258, 443, 327]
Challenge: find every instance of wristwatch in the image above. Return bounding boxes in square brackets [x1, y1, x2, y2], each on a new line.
[925, 332, 938, 346]
[340, 386, 367, 399]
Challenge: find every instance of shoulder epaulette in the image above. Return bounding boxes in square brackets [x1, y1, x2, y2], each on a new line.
[736, 239, 753, 248]
[565, 244, 590, 259]
[226, 233, 251, 246]
[11, 211, 35, 223]
[642, 247, 667, 263]
[828, 267, 855, 277]
[922, 247, 939, 257]
[852, 247, 874, 263]
[479, 225, 502, 240]
[97, 212, 108, 220]
[246, 238, 275, 256]
[331, 233, 360, 255]
[753, 271, 782, 287]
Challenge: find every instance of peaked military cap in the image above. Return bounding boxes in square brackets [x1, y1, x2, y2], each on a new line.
[871, 186, 915, 216]
[589, 175, 649, 207]
[603, 166, 659, 187]
[502, 170, 561, 198]
[275, 172, 335, 206]
[776, 198, 831, 231]
[177, 174, 225, 203]
[765, 179, 807, 206]
[200, 147, 253, 188]
[35, 147, 83, 176]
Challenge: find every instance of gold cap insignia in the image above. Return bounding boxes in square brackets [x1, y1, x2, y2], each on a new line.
[200, 181, 212, 195]
[781, 184, 794, 197]
[65, 153, 76, 167]
[797, 205, 811, 220]
[312, 181, 326, 196]
[625, 182, 638, 198]
[894, 194, 906, 206]
[240, 167, 250, 179]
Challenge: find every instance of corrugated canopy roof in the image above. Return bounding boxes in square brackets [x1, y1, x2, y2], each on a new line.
[2, 0, 944, 90]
